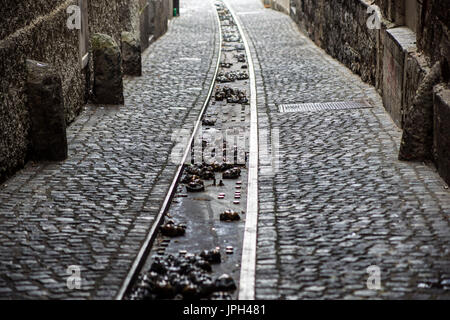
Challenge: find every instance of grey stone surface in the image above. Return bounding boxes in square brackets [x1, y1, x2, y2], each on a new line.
[92, 33, 124, 105]
[0, 0, 218, 299]
[139, 2, 151, 51]
[433, 84, 450, 186]
[26, 59, 68, 161]
[227, 0, 450, 299]
[121, 32, 142, 76]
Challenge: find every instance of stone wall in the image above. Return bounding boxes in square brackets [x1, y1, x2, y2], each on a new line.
[290, 0, 377, 85]
[119, 0, 141, 35]
[417, 1, 450, 69]
[88, 0, 122, 45]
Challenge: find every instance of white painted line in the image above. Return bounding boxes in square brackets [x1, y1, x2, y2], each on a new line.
[115, 2, 223, 300]
[223, 0, 259, 301]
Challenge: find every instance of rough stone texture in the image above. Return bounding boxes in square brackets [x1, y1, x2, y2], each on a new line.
[433, 85, 450, 186]
[0, 0, 68, 41]
[0, 0, 87, 183]
[88, 0, 122, 45]
[290, 0, 377, 85]
[382, 27, 417, 128]
[228, 0, 450, 300]
[0, 0, 218, 299]
[152, 0, 169, 40]
[399, 62, 442, 161]
[289, 0, 450, 197]
[140, 2, 152, 51]
[119, 0, 140, 34]
[121, 32, 142, 76]
[417, 0, 450, 76]
[403, 52, 429, 125]
[26, 60, 68, 161]
[91, 33, 124, 105]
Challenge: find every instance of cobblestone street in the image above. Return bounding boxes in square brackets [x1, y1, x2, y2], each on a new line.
[0, 0, 219, 299]
[227, 0, 450, 299]
[0, 0, 449, 301]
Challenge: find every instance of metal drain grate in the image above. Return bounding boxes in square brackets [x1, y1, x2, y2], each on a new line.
[278, 101, 372, 113]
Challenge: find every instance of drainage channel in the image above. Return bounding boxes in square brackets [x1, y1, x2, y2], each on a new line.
[117, 0, 256, 301]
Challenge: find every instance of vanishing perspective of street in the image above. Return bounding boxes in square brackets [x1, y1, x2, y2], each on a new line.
[0, 0, 449, 307]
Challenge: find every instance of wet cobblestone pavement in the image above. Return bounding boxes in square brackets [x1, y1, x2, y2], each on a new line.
[1, 0, 449, 301]
[0, 0, 219, 299]
[227, 0, 450, 299]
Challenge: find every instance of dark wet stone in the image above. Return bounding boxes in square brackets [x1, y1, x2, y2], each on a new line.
[200, 249, 221, 264]
[399, 61, 442, 161]
[202, 118, 216, 126]
[220, 210, 240, 221]
[186, 179, 205, 192]
[91, 33, 124, 105]
[26, 59, 67, 161]
[235, 53, 246, 63]
[214, 274, 236, 292]
[160, 220, 186, 237]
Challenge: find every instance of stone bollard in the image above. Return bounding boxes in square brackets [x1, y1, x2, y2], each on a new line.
[91, 33, 124, 105]
[26, 59, 68, 161]
[122, 32, 142, 76]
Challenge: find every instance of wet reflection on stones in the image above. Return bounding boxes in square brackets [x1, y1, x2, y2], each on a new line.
[200, 249, 222, 264]
[160, 219, 187, 237]
[128, 252, 237, 300]
[222, 167, 241, 179]
[220, 210, 240, 221]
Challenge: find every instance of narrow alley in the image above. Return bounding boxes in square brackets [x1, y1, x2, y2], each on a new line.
[0, 0, 449, 302]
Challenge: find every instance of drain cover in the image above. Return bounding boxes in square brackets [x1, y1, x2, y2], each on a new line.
[278, 101, 372, 113]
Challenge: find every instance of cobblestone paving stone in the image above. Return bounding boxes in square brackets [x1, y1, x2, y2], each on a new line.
[0, 0, 219, 299]
[227, 0, 450, 299]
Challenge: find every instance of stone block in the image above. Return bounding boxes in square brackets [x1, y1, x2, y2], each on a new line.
[26, 59, 67, 161]
[91, 33, 124, 105]
[433, 84, 450, 185]
[382, 27, 417, 128]
[122, 32, 142, 76]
